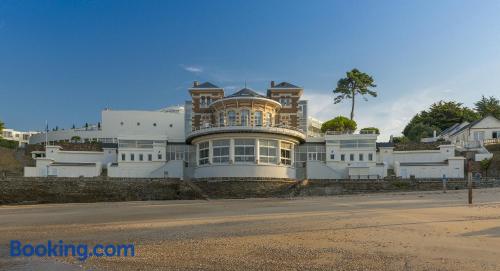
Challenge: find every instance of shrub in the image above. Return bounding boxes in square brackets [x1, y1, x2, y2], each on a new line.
[360, 127, 380, 134]
[0, 138, 18, 149]
[321, 116, 357, 133]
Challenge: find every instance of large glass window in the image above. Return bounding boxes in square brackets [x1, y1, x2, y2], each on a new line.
[228, 111, 236, 126]
[212, 139, 230, 164]
[219, 112, 225, 126]
[234, 139, 255, 162]
[240, 110, 250, 126]
[266, 112, 272, 127]
[280, 142, 292, 165]
[198, 142, 209, 165]
[255, 111, 263, 126]
[259, 139, 278, 164]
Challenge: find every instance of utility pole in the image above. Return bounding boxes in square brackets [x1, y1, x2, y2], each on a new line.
[467, 159, 473, 204]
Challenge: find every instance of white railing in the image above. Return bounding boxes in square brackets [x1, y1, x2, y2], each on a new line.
[484, 138, 500, 145]
[187, 124, 306, 140]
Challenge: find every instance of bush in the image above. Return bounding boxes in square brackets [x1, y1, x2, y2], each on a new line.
[392, 136, 410, 144]
[0, 138, 18, 149]
[321, 116, 357, 133]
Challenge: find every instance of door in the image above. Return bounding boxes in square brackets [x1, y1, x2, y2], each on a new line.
[473, 131, 485, 141]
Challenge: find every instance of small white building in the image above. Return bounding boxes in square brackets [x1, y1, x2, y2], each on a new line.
[1, 128, 38, 147]
[446, 115, 500, 148]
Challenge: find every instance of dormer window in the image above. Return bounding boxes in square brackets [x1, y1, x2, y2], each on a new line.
[279, 97, 292, 107]
[200, 96, 211, 108]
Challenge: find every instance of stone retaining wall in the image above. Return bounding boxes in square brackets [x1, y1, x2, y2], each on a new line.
[1, 177, 500, 204]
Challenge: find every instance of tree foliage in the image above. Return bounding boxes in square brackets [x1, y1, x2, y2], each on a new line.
[333, 69, 377, 120]
[474, 95, 500, 118]
[403, 101, 480, 141]
[321, 116, 357, 133]
[0, 120, 4, 138]
[480, 158, 492, 177]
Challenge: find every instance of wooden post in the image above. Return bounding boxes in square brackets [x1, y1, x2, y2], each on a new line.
[467, 159, 473, 205]
[442, 174, 447, 193]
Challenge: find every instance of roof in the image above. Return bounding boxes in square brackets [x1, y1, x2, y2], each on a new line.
[192, 82, 220, 89]
[51, 162, 96, 167]
[400, 161, 448, 166]
[226, 88, 266, 98]
[439, 123, 460, 136]
[272, 82, 301, 89]
[449, 118, 484, 136]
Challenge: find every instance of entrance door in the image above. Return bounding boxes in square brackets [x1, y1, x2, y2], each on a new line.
[473, 131, 485, 141]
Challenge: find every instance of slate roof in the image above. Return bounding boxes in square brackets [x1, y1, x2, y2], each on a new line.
[439, 123, 460, 136]
[192, 82, 220, 89]
[226, 88, 266, 98]
[272, 82, 301, 88]
[449, 117, 485, 136]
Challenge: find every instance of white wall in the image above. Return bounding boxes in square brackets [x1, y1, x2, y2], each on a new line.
[29, 129, 103, 144]
[395, 158, 464, 179]
[108, 160, 184, 178]
[102, 110, 185, 142]
[44, 146, 116, 168]
[194, 164, 295, 179]
[49, 163, 102, 177]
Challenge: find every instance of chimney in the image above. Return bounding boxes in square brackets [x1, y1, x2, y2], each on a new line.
[193, 81, 199, 87]
[270, 81, 275, 88]
[433, 130, 437, 138]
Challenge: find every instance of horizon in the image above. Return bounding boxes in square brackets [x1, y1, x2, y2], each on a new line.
[1, 0, 500, 141]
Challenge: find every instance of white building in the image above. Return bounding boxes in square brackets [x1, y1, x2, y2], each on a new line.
[24, 81, 466, 180]
[1, 128, 38, 147]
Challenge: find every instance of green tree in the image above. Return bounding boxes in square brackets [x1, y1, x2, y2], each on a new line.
[474, 95, 500, 118]
[333, 68, 377, 120]
[406, 123, 441, 142]
[321, 116, 357, 133]
[403, 101, 480, 141]
[71, 136, 81, 143]
[360, 127, 380, 134]
[480, 158, 492, 177]
[0, 120, 4, 138]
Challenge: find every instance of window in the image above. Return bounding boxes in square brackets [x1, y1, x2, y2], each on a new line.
[212, 139, 230, 164]
[359, 153, 364, 161]
[279, 97, 292, 107]
[330, 152, 335, 160]
[341, 154, 345, 161]
[121, 154, 126, 161]
[255, 111, 263, 126]
[158, 153, 162, 160]
[139, 154, 143, 161]
[200, 96, 205, 107]
[368, 153, 373, 161]
[228, 111, 236, 126]
[234, 139, 255, 162]
[120, 122, 124, 126]
[219, 112, 225, 126]
[259, 139, 278, 164]
[198, 141, 209, 165]
[153, 123, 157, 127]
[349, 154, 354, 161]
[493, 131, 499, 139]
[240, 110, 250, 126]
[148, 154, 152, 161]
[137, 122, 140, 126]
[130, 153, 135, 161]
[266, 113, 272, 127]
[280, 142, 292, 165]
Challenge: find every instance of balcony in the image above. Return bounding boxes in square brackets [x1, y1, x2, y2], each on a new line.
[186, 124, 306, 143]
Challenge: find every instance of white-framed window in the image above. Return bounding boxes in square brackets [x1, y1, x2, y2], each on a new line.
[219, 112, 225, 126]
[279, 97, 292, 107]
[148, 154, 152, 161]
[212, 139, 230, 164]
[359, 153, 364, 161]
[139, 154, 144, 161]
[121, 153, 126, 161]
[341, 154, 345, 161]
[255, 111, 263, 126]
[266, 112, 272, 127]
[240, 109, 250, 126]
[200, 96, 211, 108]
[259, 139, 278, 164]
[368, 153, 373, 161]
[130, 153, 135, 161]
[330, 151, 335, 160]
[234, 139, 255, 163]
[198, 141, 209, 165]
[228, 111, 236, 126]
[349, 154, 354, 161]
[280, 142, 292, 165]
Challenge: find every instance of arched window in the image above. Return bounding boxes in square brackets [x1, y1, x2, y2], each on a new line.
[240, 110, 250, 126]
[219, 112, 225, 126]
[255, 111, 263, 126]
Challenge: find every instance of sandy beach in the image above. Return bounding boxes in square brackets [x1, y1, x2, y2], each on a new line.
[1, 188, 500, 270]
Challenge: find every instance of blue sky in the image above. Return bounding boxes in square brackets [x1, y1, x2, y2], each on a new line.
[1, 0, 499, 140]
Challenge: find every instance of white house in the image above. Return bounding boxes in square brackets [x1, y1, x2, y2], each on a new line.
[447, 115, 500, 147]
[1, 128, 38, 147]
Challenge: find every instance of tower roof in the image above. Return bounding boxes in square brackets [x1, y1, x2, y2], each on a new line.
[226, 88, 266, 98]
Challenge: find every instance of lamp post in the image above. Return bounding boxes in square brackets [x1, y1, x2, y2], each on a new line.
[467, 158, 474, 204]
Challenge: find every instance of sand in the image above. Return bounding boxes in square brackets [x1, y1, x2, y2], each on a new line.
[1, 188, 500, 270]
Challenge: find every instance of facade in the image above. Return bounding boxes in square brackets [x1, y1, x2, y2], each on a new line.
[25, 81, 466, 180]
[1, 128, 38, 147]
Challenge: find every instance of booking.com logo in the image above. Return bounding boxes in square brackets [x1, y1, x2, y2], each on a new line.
[10, 240, 135, 261]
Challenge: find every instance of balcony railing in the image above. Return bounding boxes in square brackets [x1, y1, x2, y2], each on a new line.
[187, 123, 306, 141]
